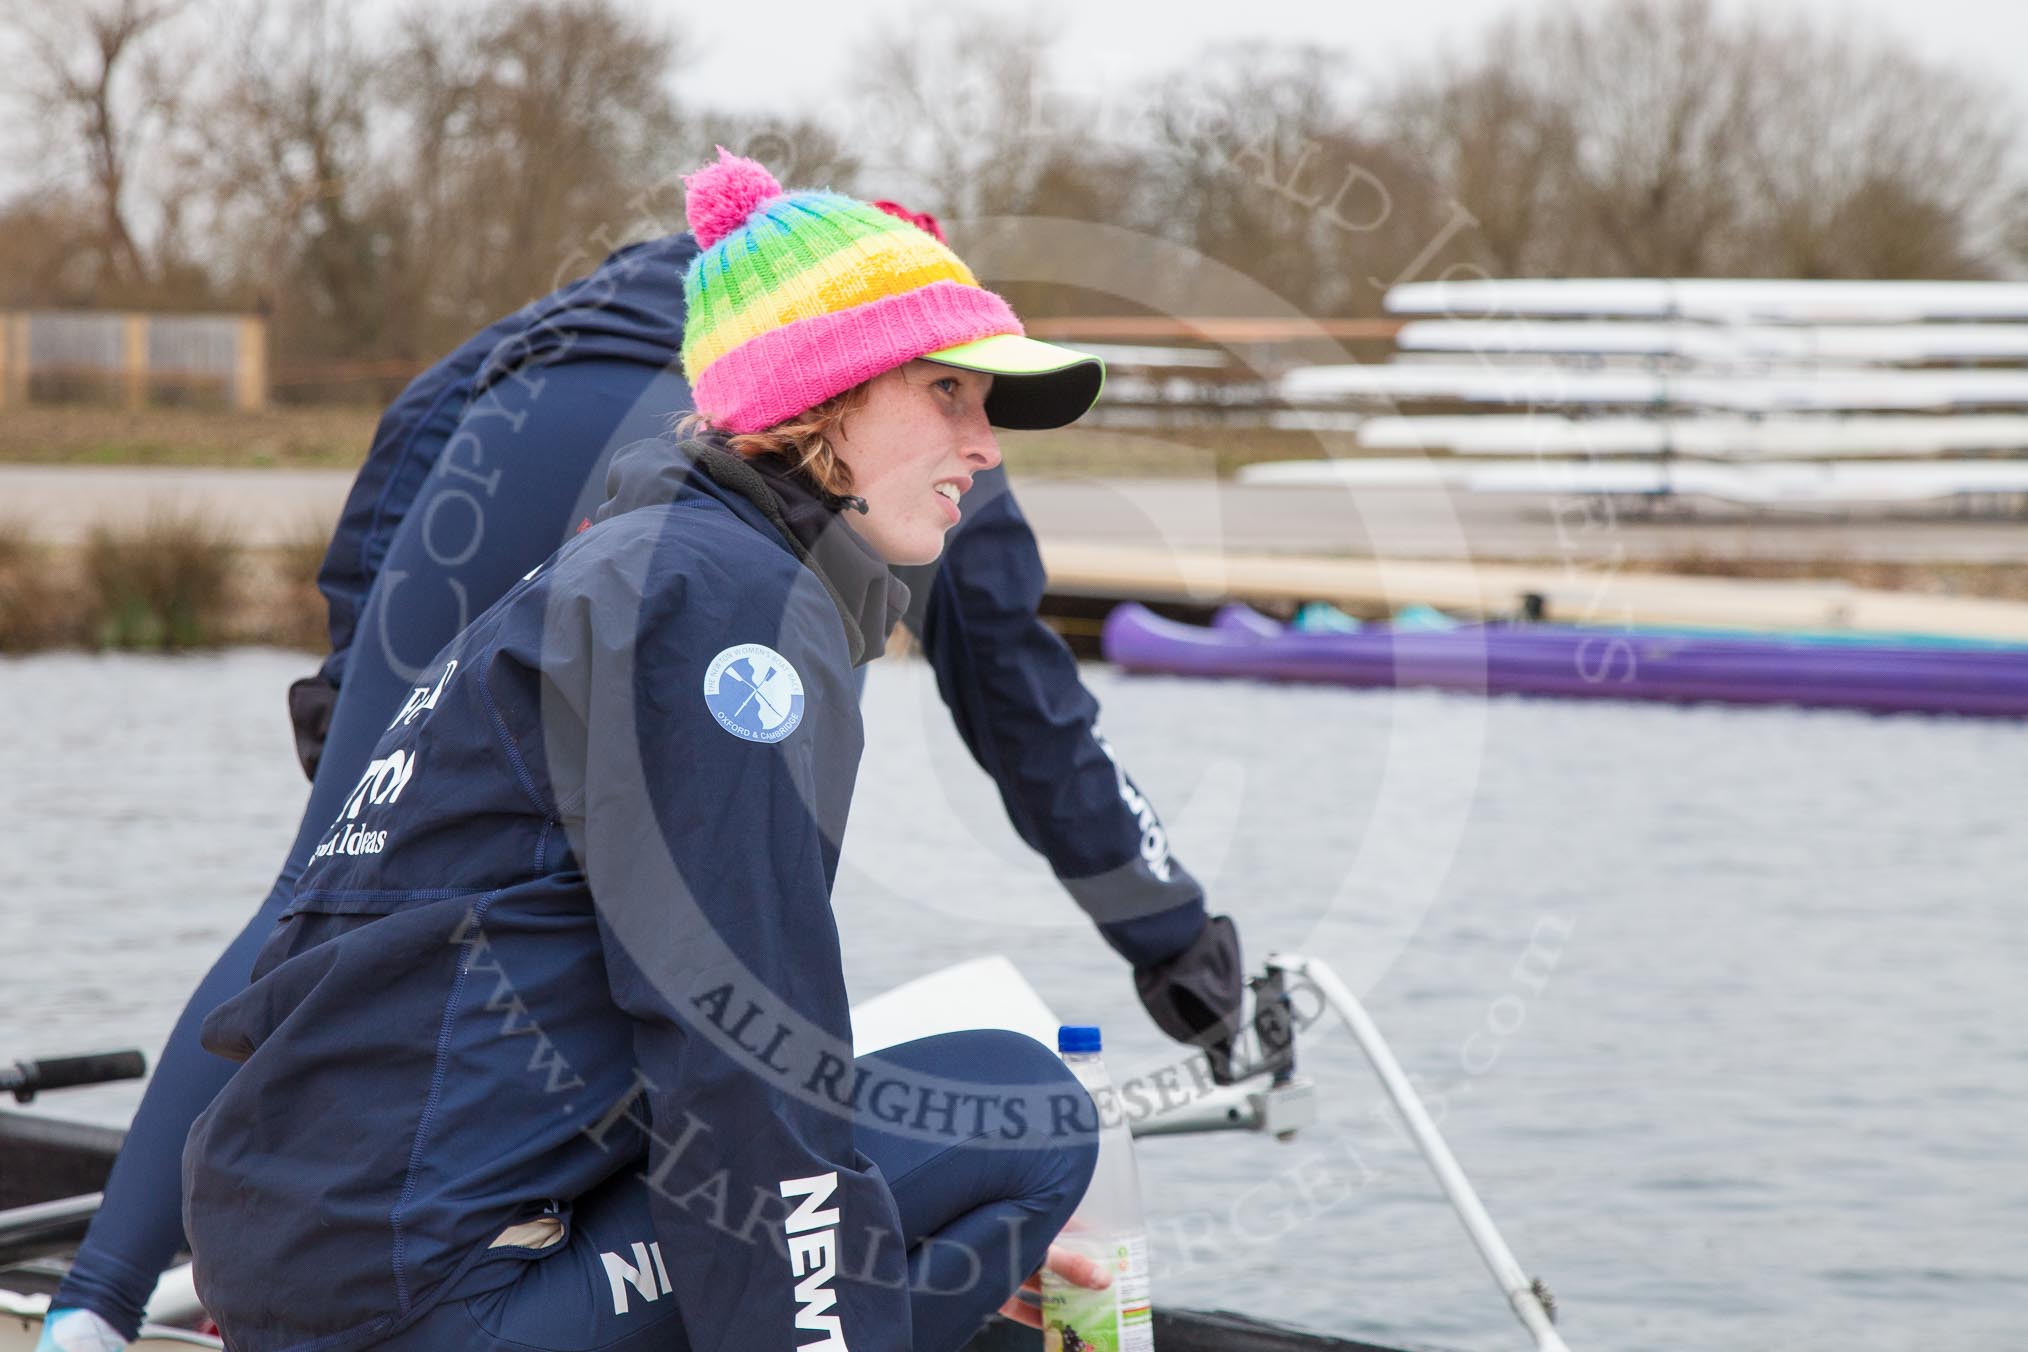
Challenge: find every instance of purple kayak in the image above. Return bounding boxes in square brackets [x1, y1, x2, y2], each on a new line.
[1101, 603, 2028, 718]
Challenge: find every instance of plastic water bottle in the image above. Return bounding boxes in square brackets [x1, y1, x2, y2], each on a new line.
[1042, 1024, 1154, 1352]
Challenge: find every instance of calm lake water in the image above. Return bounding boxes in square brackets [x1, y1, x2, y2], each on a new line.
[4, 649, 2025, 1351]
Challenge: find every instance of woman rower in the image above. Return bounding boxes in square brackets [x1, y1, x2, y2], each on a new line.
[40, 171, 1245, 1351]
[173, 152, 1131, 1352]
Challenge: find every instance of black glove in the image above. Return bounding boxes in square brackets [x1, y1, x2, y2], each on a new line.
[1134, 914, 1245, 1083]
[287, 673, 339, 781]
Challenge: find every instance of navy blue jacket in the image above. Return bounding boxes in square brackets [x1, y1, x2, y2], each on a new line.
[189, 440, 917, 1352]
[313, 233, 1203, 966]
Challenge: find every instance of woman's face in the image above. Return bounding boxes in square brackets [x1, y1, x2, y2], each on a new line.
[828, 360, 1001, 566]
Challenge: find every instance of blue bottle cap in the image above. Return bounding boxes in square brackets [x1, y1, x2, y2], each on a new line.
[1057, 1024, 1102, 1054]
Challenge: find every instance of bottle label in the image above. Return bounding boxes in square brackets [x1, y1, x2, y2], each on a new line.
[1041, 1232, 1153, 1352]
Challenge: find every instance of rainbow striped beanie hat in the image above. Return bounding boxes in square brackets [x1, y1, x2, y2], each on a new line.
[679, 149, 1103, 434]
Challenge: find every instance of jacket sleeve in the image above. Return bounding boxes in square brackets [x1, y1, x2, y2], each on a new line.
[895, 469, 1207, 968]
[554, 548, 911, 1352]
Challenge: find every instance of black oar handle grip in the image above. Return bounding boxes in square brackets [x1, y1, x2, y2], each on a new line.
[3, 1050, 148, 1102]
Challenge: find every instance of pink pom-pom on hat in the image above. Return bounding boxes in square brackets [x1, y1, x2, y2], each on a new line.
[683, 146, 783, 249]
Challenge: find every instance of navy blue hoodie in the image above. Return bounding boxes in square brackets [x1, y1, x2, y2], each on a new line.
[188, 438, 925, 1352]
[311, 233, 1205, 967]
[312, 236, 698, 683]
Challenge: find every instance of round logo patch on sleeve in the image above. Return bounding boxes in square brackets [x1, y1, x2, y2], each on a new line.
[702, 643, 806, 743]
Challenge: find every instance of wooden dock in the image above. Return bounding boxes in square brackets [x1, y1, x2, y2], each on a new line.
[1040, 541, 2028, 642]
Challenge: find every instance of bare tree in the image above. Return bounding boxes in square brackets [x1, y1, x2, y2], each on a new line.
[1136, 43, 1455, 317]
[19, 0, 2021, 382]
[1389, 62, 1577, 276]
[0, 195, 106, 306]
[180, 0, 688, 372]
[688, 114, 863, 201]
[1383, 0, 2025, 280]
[1735, 10, 2015, 279]
[185, 0, 388, 363]
[380, 0, 688, 349]
[5, 0, 188, 292]
[850, 8, 1072, 219]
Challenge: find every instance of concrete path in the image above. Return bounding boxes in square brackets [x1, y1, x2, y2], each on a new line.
[5, 463, 2027, 564]
[0, 465, 356, 546]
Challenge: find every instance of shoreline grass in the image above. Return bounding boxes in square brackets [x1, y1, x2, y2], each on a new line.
[85, 513, 238, 649]
[0, 406, 381, 471]
[7, 527, 2028, 657]
[0, 520, 89, 652]
[0, 515, 330, 654]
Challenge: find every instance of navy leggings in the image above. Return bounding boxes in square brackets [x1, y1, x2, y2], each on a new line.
[364, 1031, 1094, 1352]
[55, 363, 709, 1336]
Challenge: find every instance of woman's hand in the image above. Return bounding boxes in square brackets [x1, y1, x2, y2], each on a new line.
[998, 1243, 1112, 1328]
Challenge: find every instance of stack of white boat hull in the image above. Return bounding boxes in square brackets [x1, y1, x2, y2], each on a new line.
[1256, 279, 2028, 507]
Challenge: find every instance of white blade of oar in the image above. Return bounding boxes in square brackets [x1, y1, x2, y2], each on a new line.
[1270, 953, 1571, 1352]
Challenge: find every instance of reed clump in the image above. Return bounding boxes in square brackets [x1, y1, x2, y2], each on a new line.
[0, 520, 90, 652]
[253, 520, 335, 652]
[0, 517, 334, 655]
[83, 513, 239, 650]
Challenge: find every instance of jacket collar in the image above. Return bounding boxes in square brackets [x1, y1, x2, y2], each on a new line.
[694, 444, 911, 665]
[596, 435, 909, 665]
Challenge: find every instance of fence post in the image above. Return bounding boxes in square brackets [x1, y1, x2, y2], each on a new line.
[123, 313, 150, 409]
[0, 312, 25, 408]
[234, 315, 268, 411]
[9, 313, 25, 408]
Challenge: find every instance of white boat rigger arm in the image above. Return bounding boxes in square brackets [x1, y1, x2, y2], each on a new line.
[1269, 954, 1571, 1352]
[850, 952, 1567, 1351]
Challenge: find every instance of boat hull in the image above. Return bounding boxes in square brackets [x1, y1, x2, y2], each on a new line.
[1104, 603, 2028, 718]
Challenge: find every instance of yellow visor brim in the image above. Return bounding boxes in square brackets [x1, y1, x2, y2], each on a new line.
[923, 333, 1105, 430]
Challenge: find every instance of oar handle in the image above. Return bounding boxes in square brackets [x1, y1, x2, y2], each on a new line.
[3, 1050, 148, 1103]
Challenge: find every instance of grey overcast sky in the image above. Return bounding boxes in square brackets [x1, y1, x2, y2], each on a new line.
[10, 0, 2024, 211]
[653, 0, 2028, 116]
